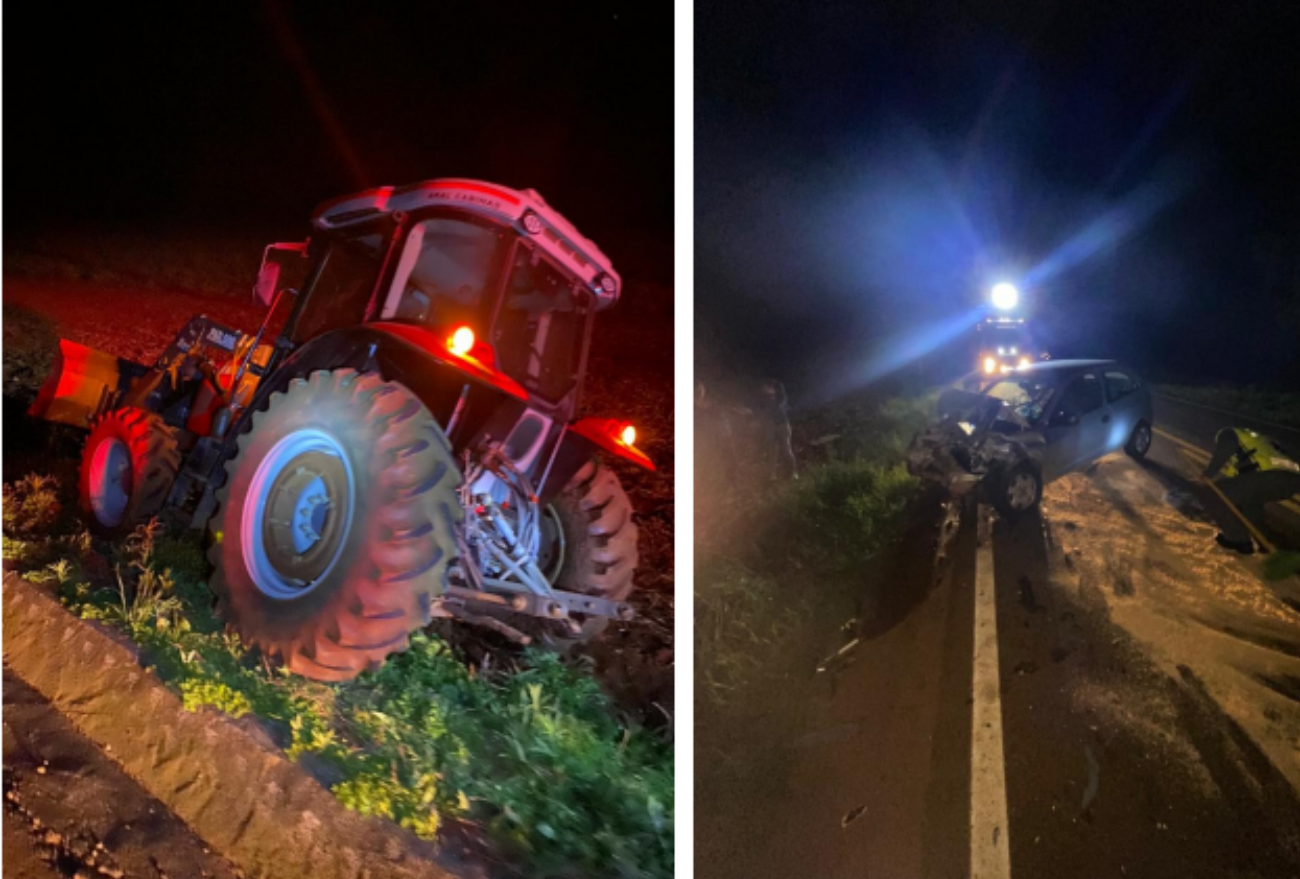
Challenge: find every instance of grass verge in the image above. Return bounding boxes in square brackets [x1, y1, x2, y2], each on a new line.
[1155, 384, 1300, 432]
[3, 484, 672, 879]
[694, 389, 932, 751]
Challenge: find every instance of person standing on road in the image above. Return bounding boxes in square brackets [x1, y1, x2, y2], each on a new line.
[757, 378, 798, 480]
[1202, 427, 1300, 553]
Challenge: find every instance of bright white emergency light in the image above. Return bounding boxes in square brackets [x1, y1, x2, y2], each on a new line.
[991, 282, 1019, 310]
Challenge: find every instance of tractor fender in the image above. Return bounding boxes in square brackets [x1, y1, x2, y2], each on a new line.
[227, 326, 524, 449]
[533, 420, 655, 508]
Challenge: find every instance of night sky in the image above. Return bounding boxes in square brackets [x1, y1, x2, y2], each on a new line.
[697, 0, 1300, 398]
[4, 3, 673, 284]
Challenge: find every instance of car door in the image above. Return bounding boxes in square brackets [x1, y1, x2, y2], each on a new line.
[1041, 371, 1110, 479]
[1102, 367, 1145, 449]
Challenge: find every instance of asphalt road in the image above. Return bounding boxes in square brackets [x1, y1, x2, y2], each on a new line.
[700, 432, 1300, 879]
[2, 665, 241, 879]
[1153, 393, 1300, 452]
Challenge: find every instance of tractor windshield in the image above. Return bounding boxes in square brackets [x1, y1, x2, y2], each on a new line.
[289, 230, 386, 342]
[379, 216, 508, 329]
[492, 246, 592, 405]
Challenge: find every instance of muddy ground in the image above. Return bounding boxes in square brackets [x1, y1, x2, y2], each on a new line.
[1, 274, 675, 731]
[3, 666, 244, 879]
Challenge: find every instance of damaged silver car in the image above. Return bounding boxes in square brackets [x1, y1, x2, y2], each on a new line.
[906, 360, 1153, 516]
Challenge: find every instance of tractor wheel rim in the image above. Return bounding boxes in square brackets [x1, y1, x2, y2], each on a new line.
[535, 505, 567, 583]
[1135, 425, 1151, 454]
[243, 428, 354, 600]
[90, 437, 132, 527]
[1007, 473, 1037, 510]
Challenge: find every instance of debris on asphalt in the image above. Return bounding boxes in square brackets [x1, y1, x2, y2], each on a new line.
[1081, 746, 1100, 812]
[841, 804, 867, 827]
[816, 638, 861, 675]
[791, 723, 860, 750]
[1018, 575, 1040, 612]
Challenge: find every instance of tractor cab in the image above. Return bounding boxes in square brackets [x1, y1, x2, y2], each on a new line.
[271, 180, 620, 421]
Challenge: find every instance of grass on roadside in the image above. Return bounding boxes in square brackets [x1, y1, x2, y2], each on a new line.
[695, 391, 931, 727]
[3, 477, 672, 879]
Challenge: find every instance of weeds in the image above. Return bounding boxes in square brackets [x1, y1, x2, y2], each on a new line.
[2, 474, 62, 539]
[695, 390, 925, 731]
[4, 512, 673, 878]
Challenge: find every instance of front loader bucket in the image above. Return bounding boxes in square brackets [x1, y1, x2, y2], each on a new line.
[27, 339, 135, 428]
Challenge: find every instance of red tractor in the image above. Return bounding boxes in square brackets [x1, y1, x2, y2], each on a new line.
[30, 179, 654, 681]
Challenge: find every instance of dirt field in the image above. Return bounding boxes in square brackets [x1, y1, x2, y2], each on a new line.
[2, 273, 675, 730]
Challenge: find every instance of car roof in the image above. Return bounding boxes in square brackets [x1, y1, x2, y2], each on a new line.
[1018, 359, 1122, 372]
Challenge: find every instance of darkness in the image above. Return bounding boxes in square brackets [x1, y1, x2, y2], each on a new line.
[4, 2, 673, 284]
[696, 0, 1300, 400]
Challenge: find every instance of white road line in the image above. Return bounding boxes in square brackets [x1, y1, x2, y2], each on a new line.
[971, 504, 1012, 879]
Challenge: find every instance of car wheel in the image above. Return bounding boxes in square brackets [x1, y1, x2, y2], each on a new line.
[1125, 420, 1152, 461]
[990, 461, 1042, 519]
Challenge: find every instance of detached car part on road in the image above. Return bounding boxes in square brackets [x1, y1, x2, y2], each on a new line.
[907, 360, 1153, 518]
[29, 179, 655, 680]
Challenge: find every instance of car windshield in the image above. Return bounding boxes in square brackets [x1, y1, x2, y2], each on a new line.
[983, 376, 1056, 425]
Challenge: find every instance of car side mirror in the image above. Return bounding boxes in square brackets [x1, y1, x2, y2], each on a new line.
[1050, 411, 1080, 428]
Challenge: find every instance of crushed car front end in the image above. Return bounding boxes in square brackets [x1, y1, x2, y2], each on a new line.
[905, 387, 1045, 497]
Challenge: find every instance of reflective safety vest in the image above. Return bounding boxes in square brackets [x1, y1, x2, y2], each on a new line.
[1225, 428, 1300, 477]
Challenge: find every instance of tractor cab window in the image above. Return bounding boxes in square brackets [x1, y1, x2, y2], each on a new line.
[380, 217, 505, 329]
[492, 245, 590, 406]
[290, 231, 385, 343]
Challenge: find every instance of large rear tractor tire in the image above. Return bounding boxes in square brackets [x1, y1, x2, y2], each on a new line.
[539, 459, 639, 641]
[208, 369, 461, 681]
[79, 407, 180, 536]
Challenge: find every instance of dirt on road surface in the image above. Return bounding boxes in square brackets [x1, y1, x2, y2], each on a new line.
[699, 428, 1300, 878]
[3, 666, 243, 879]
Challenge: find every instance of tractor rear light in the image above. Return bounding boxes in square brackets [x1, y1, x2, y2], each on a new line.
[449, 326, 476, 356]
[621, 424, 637, 447]
[522, 211, 544, 235]
[597, 274, 618, 296]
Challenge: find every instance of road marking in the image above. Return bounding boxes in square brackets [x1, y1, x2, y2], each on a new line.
[1172, 448, 1278, 554]
[971, 504, 1012, 879]
[1153, 426, 1210, 463]
[1153, 427, 1289, 552]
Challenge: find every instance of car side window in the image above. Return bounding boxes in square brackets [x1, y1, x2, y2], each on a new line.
[1056, 373, 1105, 418]
[1104, 370, 1140, 403]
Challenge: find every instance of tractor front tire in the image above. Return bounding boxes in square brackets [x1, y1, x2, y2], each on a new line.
[79, 407, 180, 536]
[207, 369, 461, 681]
[541, 459, 639, 641]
